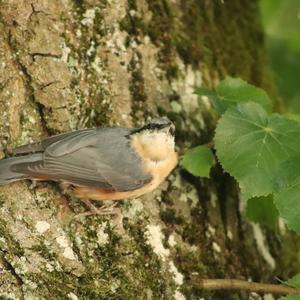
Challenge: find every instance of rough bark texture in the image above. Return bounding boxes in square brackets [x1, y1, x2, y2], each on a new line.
[0, 1, 299, 299]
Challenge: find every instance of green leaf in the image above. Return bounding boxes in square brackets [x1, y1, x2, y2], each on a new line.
[246, 195, 278, 227]
[181, 146, 214, 178]
[214, 102, 300, 199]
[273, 158, 300, 233]
[195, 88, 227, 114]
[194, 87, 217, 98]
[216, 77, 273, 112]
[195, 77, 273, 114]
[286, 274, 300, 288]
[209, 98, 229, 115]
[284, 113, 300, 122]
[280, 296, 300, 300]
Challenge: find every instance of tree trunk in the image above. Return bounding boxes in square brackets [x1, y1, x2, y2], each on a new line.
[0, 1, 298, 299]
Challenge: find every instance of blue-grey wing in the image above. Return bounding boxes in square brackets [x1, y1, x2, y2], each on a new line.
[13, 128, 96, 155]
[14, 128, 152, 191]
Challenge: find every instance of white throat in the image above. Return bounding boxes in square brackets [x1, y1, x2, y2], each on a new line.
[132, 131, 175, 162]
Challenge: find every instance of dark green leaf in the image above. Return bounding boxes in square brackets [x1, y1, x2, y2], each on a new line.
[286, 274, 300, 288]
[209, 98, 229, 115]
[194, 87, 217, 97]
[284, 113, 300, 122]
[274, 158, 300, 233]
[181, 146, 214, 178]
[216, 77, 273, 112]
[214, 102, 300, 199]
[280, 296, 300, 300]
[195, 88, 227, 114]
[195, 77, 273, 115]
[246, 195, 278, 227]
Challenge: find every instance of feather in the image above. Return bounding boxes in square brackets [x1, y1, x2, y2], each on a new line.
[12, 128, 152, 192]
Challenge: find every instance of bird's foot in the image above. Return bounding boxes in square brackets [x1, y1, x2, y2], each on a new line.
[74, 199, 119, 218]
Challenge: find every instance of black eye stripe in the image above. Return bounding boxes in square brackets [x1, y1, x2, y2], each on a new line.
[130, 120, 173, 136]
[145, 123, 170, 130]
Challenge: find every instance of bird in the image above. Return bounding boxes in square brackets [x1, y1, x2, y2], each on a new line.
[0, 117, 177, 215]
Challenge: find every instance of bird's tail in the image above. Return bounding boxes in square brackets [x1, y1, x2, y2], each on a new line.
[0, 153, 43, 185]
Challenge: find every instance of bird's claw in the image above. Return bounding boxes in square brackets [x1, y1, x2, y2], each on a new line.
[74, 199, 119, 218]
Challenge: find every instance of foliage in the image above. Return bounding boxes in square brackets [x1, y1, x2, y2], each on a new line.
[273, 158, 300, 232]
[184, 78, 300, 237]
[261, 0, 300, 113]
[246, 195, 278, 227]
[280, 297, 300, 300]
[279, 274, 300, 300]
[215, 102, 300, 199]
[181, 146, 214, 178]
[183, 76, 300, 290]
[195, 77, 272, 114]
[286, 274, 300, 288]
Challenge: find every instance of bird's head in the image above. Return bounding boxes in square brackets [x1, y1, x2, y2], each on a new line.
[131, 117, 176, 161]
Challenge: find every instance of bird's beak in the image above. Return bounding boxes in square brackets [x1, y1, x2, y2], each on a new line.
[169, 124, 175, 136]
[161, 123, 175, 136]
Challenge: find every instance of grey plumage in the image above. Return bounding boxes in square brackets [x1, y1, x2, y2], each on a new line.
[0, 127, 152, 191]
[0, 153, 43, 185]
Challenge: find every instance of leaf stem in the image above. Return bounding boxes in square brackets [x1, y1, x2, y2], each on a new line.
[198, 279, 300, 295]
[203, 141, 214, 149]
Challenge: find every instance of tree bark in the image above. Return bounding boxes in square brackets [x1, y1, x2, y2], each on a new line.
[0, 0, 299, 299]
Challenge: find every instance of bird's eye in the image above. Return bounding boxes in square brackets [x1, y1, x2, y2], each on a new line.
[145, 123, 157, 130]
[169, 126, 175, 136]
[144, 122, 172, 131]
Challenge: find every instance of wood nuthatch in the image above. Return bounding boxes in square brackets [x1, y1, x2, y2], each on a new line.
[0, 117, 177, 210]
